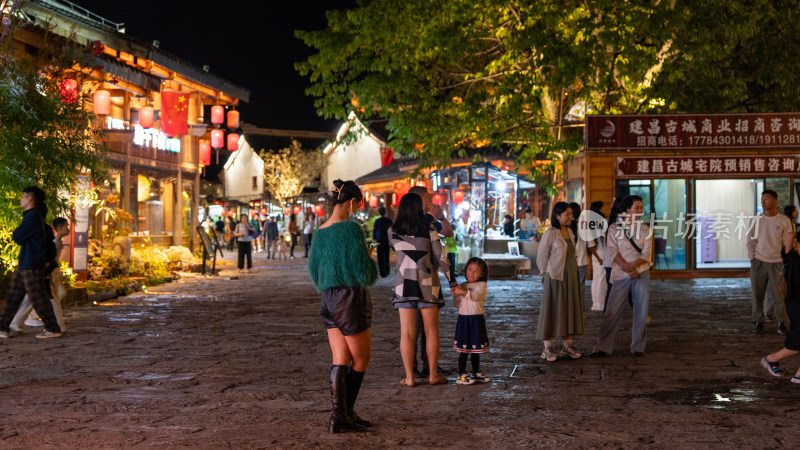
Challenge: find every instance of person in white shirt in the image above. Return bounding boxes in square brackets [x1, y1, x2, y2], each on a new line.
[588, 195, 652, 357]
[747, 190, 793, 334]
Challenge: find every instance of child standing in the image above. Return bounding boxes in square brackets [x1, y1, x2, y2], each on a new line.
[452, 257, 491, 385]
[276, 233, 288, 260]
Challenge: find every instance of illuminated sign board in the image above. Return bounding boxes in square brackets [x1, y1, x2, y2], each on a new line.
[133, 124, 181, 153]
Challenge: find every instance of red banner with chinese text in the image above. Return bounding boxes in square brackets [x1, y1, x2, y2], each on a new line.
[587, 113, 800, 150]
[616, 155, 800, 177]
[160, 89, 190, 137]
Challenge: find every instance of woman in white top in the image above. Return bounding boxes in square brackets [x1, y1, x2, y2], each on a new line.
[303, 213, 315, 258]
[535, 201, 584, 362]
[234, 214, 254, 272]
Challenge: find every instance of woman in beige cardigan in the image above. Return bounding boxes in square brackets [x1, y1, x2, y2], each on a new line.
[535, 201, 584, 362]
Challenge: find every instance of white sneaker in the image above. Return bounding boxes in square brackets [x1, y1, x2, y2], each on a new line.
[36, 330, 62, 339]
[456, 374, 476, 385]
[472, 372, 491, 383]
[25, 318, 44, 327]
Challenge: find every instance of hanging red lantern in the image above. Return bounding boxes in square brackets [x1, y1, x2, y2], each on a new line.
[283, 207, 291, 215]
[260, 208, 267, 216]
[211, 129, 224, 149]
[315, 205, 324, 216]
[369, 196, 378, 208]
[392, 193, 400, 207]
[139, 106, 154, 128]
[227, 133, 239, 151]
[199, 140, 211, 166]
[227, 210, 235, 217]
[227, 110, 240, 129]
[453, 190, 465, 204]
[432, 193, 444, 206]
[59, 79, 78, 104]
[293, 206, 301, 215]
[93, 90, 110, 116]
[211, 105, 225, 125]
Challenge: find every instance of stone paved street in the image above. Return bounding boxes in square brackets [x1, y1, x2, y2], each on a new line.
[1, 249, 799, 448]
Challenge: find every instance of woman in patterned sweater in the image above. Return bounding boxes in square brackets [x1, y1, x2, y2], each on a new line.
[390, 193, 456, 386]
[308, 180, 377, 433]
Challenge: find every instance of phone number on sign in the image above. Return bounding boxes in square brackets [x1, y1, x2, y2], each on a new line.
[688, 134, 800, 146]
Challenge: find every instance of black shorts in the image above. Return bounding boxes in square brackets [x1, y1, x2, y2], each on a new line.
[320, 287, 372, 336]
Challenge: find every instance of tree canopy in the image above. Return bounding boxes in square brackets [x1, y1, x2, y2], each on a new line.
[297, 0, 800, 182]
[259, 140, 327, 203]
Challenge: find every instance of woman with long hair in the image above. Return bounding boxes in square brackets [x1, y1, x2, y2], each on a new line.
[308, 180, 377, 433]
[390, 193, 455, 386]
[535, 201, 583, 361]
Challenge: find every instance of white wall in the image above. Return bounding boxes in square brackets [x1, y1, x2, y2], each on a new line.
[223, 137, 264, 202]
[323, 118, 384, 191]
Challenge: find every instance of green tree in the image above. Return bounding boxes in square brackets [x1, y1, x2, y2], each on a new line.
[0, 12, 108, 274]
[297, 0, 800, 187]
[259, 139, 327, 203]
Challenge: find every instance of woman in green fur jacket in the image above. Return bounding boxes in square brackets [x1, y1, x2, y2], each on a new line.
[308, 179, 377, 434]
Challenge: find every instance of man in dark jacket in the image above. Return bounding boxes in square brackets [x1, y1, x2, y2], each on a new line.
[0, 186, 62, 339]
[372, 207, 393, 278]
[266, 216, 279, 259]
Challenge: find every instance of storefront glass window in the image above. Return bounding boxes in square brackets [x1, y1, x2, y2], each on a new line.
[652, 179, 686, 270]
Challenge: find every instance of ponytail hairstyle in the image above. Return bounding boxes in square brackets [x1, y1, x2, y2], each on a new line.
[331, 179, 363, 208]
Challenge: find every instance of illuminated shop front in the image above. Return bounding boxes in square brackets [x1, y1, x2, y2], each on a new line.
[585, 113, 800, 277]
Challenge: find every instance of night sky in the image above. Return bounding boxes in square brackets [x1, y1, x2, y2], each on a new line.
[70, 0, 356, 132]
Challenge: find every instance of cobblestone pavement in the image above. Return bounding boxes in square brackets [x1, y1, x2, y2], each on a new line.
[1, 249, 799, 448]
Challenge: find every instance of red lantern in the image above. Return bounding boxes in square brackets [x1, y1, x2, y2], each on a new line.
[211, 129, 224, 149]
[283, 207, 291, 215]
[59, 79, 78, 104]
[93, 90, 110, 116]
[315, 205, 324, 216]
[227, 133, 239, 151]
[227, 110, 240, 129]
[392, 193, 400, 207]
[140, 106, 154, 128]
[227, 210, 235, 218]
[432, 193, 443, 206]
[369, 196, 378, 208]
[453, 190, 465, 204]
[260, 208, 267, 216]
[211, 105, 225, 125]
[199, 140, 211, 166]
[293, 206, 301, 215]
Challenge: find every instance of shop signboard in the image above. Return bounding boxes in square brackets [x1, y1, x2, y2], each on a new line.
[616, 155, 800, 177]
[72, 176, 91, 272]
[587, 113, 800, 150]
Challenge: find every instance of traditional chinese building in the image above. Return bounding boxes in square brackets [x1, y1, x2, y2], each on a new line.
[15, 0, 250, 254]
[585, 113, 800, 278]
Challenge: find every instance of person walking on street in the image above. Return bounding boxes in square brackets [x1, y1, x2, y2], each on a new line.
[0, 186, 62, 339]
[748, 190, 793, 335]
[535, 202, 583, 361]
[11, 217, 70, 333]
[588, 195, 652, 357]
[266, 216, 279, 259]
[249, 214, 262, 252]
[372, 207, 393, 278]
[451, 257, 492, 385]
[288, 214, 299, 259]
[225, 215, 236, 252]
[304, 213, 315, 258]
[760, 230, 800, 382]
[308, 179, 377, 433]
[234, 215, 254, 273]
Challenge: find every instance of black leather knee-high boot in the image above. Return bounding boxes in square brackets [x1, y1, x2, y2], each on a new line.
[346, 367, 372, 427]
[329, 365, 364, 433]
